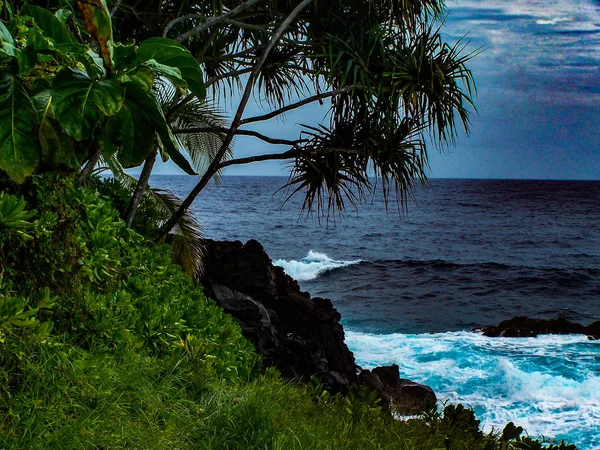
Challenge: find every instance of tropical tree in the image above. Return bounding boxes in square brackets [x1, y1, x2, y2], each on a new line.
[0, 1, 204, 184]
[105, 0, 477, 240]
[0, 1, 212, 277]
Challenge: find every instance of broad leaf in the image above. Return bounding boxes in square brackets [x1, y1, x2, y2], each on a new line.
[107, 102, 154, 167]
[134, 38, 205, 101]
[0, 74, 40, 183]
[52, 68, 124, 140]
[122, 82, 196, 174]
[0, 21, 17, 62]
[114, 42, 137, 71]
[76, 0, 114, 70]
[142, 59, 186, 89]
[34, 91, 80, 170]
[119, 70, 154, 92]
[0, 20, 14, 45]
[23, 5, 75, 45]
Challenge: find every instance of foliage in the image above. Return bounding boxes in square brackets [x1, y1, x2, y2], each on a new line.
[0, 2, 205, 183]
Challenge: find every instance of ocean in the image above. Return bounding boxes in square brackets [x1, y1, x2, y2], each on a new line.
[153, 175, 600, 449]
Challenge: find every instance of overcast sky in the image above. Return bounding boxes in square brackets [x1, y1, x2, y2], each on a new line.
[154, 0, 600, 180]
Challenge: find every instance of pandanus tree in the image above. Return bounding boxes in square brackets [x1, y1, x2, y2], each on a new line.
[105, 0, 476, 239]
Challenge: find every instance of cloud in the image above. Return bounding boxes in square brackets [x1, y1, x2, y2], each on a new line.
[445, 0, 600, 105]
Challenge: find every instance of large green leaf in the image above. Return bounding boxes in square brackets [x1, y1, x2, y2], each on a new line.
[107, 102, 154, 167]
[0, 20, 14, 45]
[23, 5, 75, 45]
[0, 20, 17, 62]
[0, 73, 40, 183]
[134, 38, 205, 101]
[51, 68, 124, 140]
[34, 91, 80, 170]
[121, 82, 196, 174]
[141, 59, 186, 89]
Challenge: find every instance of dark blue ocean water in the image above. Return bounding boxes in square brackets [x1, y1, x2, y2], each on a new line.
[153, 176, 600, 448]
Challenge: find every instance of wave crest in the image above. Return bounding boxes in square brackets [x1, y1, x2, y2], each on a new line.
[273, 251, 361, 281]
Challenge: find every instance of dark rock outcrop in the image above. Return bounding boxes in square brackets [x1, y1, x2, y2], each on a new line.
[201, 238, 435, 413]
[478, 316, 600, 339]
[202, 239, 358, 391]
[359, 364, 436, 415]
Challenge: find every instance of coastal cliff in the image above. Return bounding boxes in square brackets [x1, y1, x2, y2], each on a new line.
[201, 238, 435, 414]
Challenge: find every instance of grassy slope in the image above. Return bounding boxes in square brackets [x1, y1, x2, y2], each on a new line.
[0, 176, 572, 450]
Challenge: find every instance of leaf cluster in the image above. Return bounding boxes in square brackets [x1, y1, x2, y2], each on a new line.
[0, 2, 206, 183]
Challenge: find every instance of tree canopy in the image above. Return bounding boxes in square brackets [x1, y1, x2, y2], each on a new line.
[0, 0, 476, 241]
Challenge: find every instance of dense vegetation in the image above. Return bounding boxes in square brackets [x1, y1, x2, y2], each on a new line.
[0, 174, 576, 449]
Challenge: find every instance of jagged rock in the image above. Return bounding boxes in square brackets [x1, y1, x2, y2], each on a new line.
[201, 238, 436, 414]
[360, 364, 437, 415]
[478, 316, 600, 339]
[202, 239, 357, 392]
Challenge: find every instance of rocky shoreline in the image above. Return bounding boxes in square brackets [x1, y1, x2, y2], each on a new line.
[200, 238, 599, 415]
[201, 239, 435, 415]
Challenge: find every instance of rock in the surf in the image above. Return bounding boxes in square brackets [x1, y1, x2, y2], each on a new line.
[201, 238, 358, 392]
[479, 316, 600, 339]
[359, 364, 437, 415]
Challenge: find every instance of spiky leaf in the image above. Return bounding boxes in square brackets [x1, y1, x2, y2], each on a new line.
[0, 73, 39, 183]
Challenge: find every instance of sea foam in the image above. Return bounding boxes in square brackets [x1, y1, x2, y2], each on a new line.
[273, 251, 361, 281]
[345, 330, 600, 449]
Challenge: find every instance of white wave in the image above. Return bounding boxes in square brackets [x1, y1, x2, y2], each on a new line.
[346, 330, 600, 449]
[273, 250, 361, 281]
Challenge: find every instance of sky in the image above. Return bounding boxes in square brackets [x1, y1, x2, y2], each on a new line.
[153, 0, 600, 180]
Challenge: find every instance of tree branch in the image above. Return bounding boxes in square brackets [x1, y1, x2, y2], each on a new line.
[172, 126, 303, 146]
[155, 0, 313, 241]
[240, 85, 361, 125]
[216, 146, 366, 169]
[165, 0, 265, 41]
[205, 68, 253, 89]
[110, 0, 124, 17]
[217, 148, 300, 168]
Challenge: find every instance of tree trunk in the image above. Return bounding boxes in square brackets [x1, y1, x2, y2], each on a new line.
[78, 146, 103, 185]
[125, 151, 157, 228]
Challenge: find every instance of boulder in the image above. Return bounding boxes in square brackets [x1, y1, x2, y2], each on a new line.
[360, 364, 437, 415]
[201, 238, 436, 414]
[478, 316, 600, 339]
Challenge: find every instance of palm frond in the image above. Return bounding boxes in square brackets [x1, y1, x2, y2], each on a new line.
[99, 153, 205, 280]
[151, 189, 205, 280]
[153, 78, 234, 184]
[170, 99, 234, 184]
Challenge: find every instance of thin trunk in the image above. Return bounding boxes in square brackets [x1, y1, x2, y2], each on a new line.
[125, 151, 157, 227]
[78, 146, 102, 185]
[154, 0, 313, 242]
